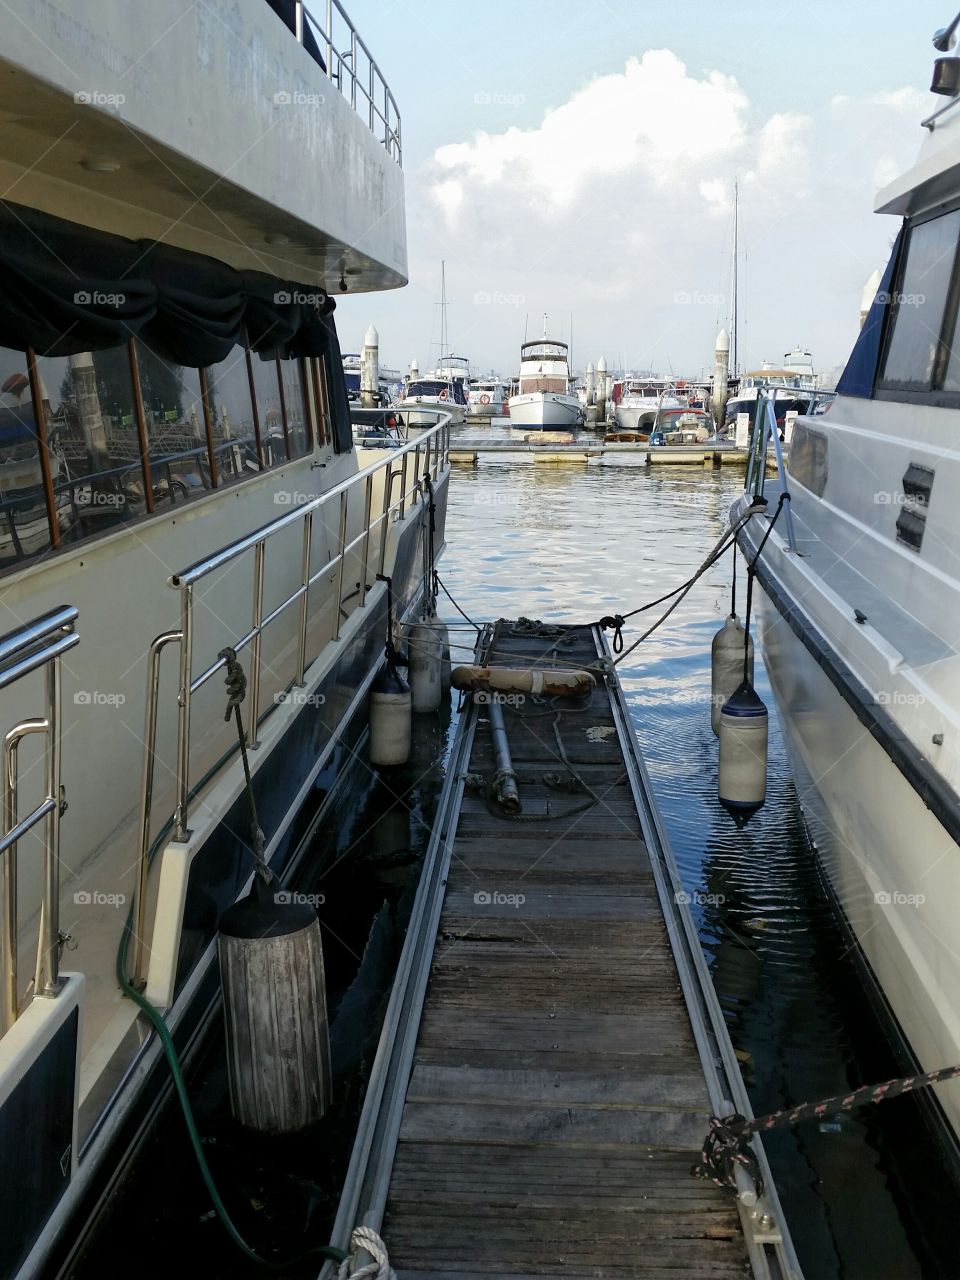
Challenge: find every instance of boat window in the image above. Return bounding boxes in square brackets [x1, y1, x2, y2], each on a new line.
[0, 348, 54, 567]
[881, 208, 960, 387]
[279, 357, 313, 460]
[249, 352, 289, 463]
[205, 345, 265, 485]
[132, 342, 212, 506]
[34, 347, 151, 550]
[407, 380, 447, 397]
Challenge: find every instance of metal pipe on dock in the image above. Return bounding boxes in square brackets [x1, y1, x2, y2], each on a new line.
[486, 696, 520, 813]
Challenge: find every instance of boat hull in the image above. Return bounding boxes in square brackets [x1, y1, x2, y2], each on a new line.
[508, 392, 582, 429]
[753, 569, 960, 1143]
[399, 401, 465, 426]
[613, 404, 657, 433]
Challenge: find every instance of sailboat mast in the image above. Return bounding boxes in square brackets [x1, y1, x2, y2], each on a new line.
[737, 181, 742, 378]
[439, 260, 448, 364]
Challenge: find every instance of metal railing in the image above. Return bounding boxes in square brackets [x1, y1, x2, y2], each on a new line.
[745, 387, 798, 553]
[130, 417, 450, 985]
[293, 0, 402, 164]
[0, 606, 78, 1036]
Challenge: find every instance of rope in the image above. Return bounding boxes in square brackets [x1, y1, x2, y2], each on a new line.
[337, 1227, 396, 1280]
[693, 1057, 960, 1196]
[218, 647, 270, 884]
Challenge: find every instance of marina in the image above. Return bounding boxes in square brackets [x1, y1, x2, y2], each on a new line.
[3, 2, 960, 1279]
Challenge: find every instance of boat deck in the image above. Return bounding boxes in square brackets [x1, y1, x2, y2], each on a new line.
[334, 622, 798, 1279]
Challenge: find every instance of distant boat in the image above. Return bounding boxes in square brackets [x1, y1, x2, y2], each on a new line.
[724, 347, 821, 431]
[395, 373, 466, 425]
[467, 375, 508, 418]
[508, 339, 582, 429]
[614, 379, 682, 435]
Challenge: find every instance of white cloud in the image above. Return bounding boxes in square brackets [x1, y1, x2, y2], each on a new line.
[340, 53, 926, 379]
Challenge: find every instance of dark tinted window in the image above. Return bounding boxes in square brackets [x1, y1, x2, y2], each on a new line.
[882, 210, 960, 387]
[0, 348, 53, 566]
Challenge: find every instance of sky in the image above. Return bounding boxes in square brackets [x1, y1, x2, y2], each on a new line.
[335, 0, 947, 382]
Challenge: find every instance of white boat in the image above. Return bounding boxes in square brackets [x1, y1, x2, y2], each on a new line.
[395, 374, 466, 425]
[732, 41, 960, 1147]
[724, 349, 821, 430]
[508, 339, 582, 429]
[468, 376, 508, 418]
[614, 380, 682, 434]
[0, 7, 451, 1278]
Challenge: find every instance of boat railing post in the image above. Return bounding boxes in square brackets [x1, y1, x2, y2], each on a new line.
[359, 475, 373, 606]
[132, 630, 182, 988]
[174, 587, 194, 842]
[333, 489, 349, 641]
[249, 543, 265, 748]
[297, 512, 313, 686]
[765, 393, 798, 553]
[399, 450, 409, 519]
[34, 657, 62, 998]
[350, 30, 357, 108]
[324, 0, 333, 81]
[413, 443, 422, 505]
[1, 718, 46, 1031]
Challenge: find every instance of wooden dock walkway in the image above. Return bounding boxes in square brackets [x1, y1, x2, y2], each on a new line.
[448, 441, 752, 466]
[324, 622, 798, 1280]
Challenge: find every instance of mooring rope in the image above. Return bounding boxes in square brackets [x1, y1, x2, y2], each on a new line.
[693, 1058, 960, 1196]
[337, 1226, 396, 1280]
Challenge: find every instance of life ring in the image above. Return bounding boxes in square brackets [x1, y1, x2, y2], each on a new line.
[480, 394, 490, 405]
[439, 388, 448, 401]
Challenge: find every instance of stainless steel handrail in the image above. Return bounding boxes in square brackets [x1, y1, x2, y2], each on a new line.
[131, 418, 450, 986]
[293, 0, 402, 164]
[747, 387, 798, 553]
[0, 605, 78, 1036]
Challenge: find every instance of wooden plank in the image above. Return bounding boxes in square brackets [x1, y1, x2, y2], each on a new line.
[407, 1064, 710, 1110]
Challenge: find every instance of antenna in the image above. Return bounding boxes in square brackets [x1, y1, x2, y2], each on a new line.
[523, 313, 529, 342]
[543, 312, 548, 339]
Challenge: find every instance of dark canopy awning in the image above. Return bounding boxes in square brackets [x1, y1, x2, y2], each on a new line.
[0, 200, 336, 366]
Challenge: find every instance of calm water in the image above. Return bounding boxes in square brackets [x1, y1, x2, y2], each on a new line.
[439, 422, 959, 1280]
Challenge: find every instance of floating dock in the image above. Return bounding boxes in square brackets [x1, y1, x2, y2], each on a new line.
[449, 441, 763, 466]
[324, 622, 800, 1280]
